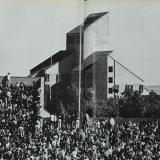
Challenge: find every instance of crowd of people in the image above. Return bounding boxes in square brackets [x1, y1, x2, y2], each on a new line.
[1, 75, 160, 159]
[32, 119, 160, 160]
[0, 75, 41, 159]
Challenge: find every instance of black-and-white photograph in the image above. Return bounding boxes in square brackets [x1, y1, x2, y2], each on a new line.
[0, 0, 160, 159]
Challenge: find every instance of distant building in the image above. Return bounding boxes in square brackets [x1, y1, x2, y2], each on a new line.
[30, 12, 145, 113]
[144, 85, 160, 95]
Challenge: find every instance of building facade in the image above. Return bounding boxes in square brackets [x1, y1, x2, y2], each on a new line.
[30, 12, 145, 114]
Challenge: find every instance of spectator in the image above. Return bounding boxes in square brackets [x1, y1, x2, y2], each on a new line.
[6, 73, 11, 87]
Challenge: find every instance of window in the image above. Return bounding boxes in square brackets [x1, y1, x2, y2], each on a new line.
[108, 77, 113, 83]
[109, 88, 113, 94]
[108, 66, 113, 72]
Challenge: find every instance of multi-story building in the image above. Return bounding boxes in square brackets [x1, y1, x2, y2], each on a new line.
[30, 12, 145, 113]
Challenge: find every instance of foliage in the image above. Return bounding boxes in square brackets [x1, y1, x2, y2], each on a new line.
[57, 82, 94, 116]
[53, 79, 160, 118]
[96, 98, 117, 118]
[119, 90, 143, 117]
[119, 89, 160, 118]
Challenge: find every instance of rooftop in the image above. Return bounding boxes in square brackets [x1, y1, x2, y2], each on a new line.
[30, 50, 71, 76]
[144, 85, 160, 95]
[67, 11, 108, 34]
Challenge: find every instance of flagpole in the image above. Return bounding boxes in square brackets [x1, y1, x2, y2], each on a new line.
[78, 23, 82, 128]
[78, 0, 86, 128]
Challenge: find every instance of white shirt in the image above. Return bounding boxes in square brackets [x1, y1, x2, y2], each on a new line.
[110, 118, 115, 127]
[7, 74, 10, 81]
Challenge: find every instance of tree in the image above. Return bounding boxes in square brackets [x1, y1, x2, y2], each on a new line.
[119, 90, 144, 118]
[148, 91, 160, 117]
[119, 89, 160, 118]
[57, 81, 94, 118]
[96, 98, 117, 118]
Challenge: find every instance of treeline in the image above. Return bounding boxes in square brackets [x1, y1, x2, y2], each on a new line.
[96, 89, 160, 118]
[119, 90, 160, 118]
[48, 81, 160, 118]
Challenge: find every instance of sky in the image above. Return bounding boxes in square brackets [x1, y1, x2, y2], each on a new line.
[0, 0, 160, 85]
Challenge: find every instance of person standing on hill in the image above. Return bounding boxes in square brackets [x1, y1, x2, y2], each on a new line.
[5, 73, 10, 87]
[2, 73, 11, 87]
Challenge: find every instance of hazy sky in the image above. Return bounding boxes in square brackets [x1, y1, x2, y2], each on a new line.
[0, 0, 160, 85]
